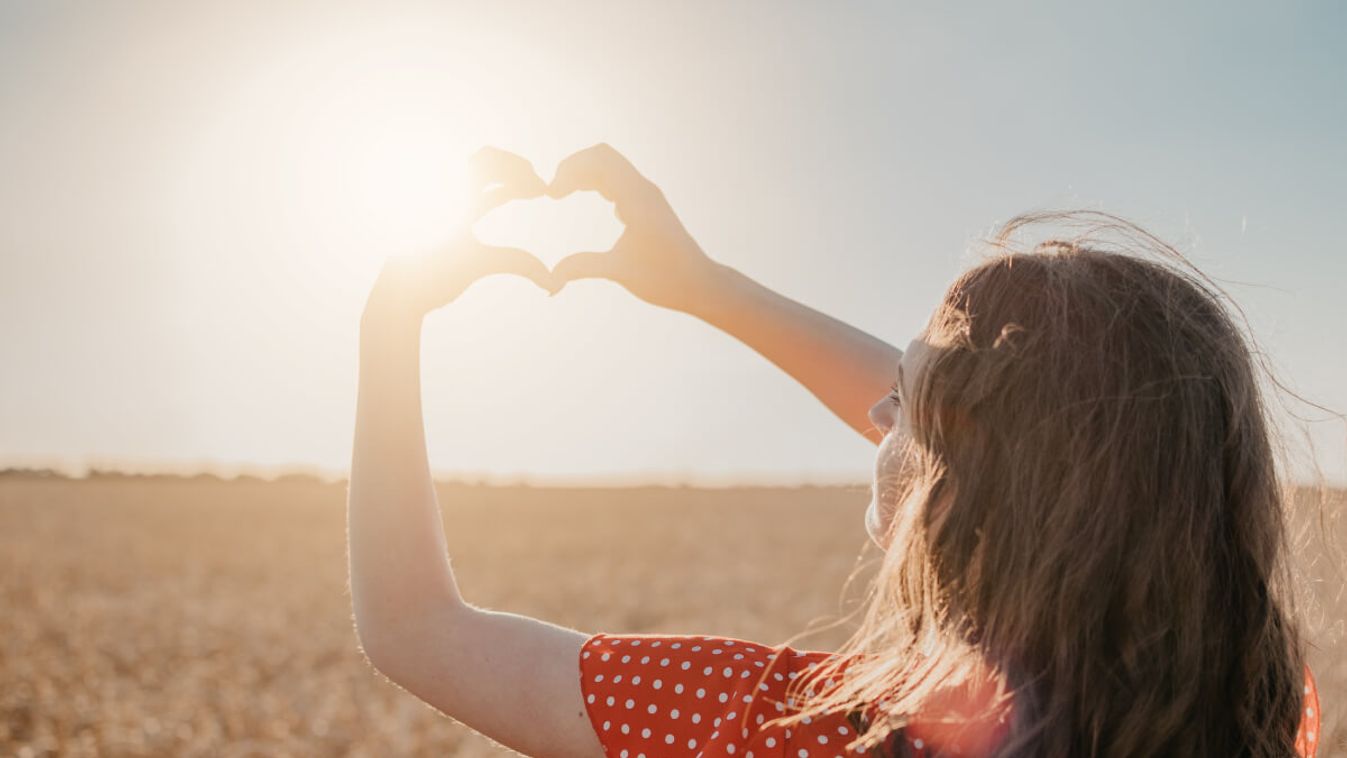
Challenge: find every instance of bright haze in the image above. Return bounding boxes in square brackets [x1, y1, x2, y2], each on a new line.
[1, 1, 1343, 485]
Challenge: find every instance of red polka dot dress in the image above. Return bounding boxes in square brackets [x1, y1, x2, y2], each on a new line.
[578, 633, 1322, 757]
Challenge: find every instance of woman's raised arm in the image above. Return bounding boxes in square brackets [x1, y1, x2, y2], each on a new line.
[347, 148, 604, 758]
[547, 143, 902, 444]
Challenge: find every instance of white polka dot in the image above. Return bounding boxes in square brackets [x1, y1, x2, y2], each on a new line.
[723, 667, 734, 677]
[688, 739, 697, 749]
[727, 745, 737, 755]
[641, 656, 650, 664]
[641, 727, 652, 738]
[803, 716, 812, 724]
[818, 735, 828, 744]
[621, 723, 630, 734]
[743, 695, 753, 703]
[611, 640, 622, 646]
[602, 653, 611, 662]
[652, 641, 662, 647]
[660, 658, 671, 667]
[747, 752, 755, 758]
[622, 655, 631, 663]
[758, 715, 766, 725]
[583, 651, 590, 659]
[620, 750, 628, 758]
[682, 661, 692, 670]
[728, 711, 737, 720]
[1308, 707, 1315, 718]
[696, 688, 707, 698]
[632, 675, 641, 685]
[613, 674, 622, 683]
[713, 649, 724, 655]
[735, 653, 746, 660]
[594, 674, 604, 683]
[798, 750, 809, 758]
[692, 713, 702, 724]
[665, 734, 676, 745]
[758, 683, 769, 691]
[606, 696, 616, 706]
[704, 666, 715, 676]
[631, 640, 641, 646]
[672, 642, 682, 649]
[602, 720, 610, 730]
[675, 683, 685, 694]
[587, 694, 595, 704]
[913, 738, 925, 749]
[719, 692, 730, 703]
[653, 679, 663, 690]
[625, 698, 636, 709]
[837, 725, 848, 734]
[715, 717, 722, 727]
[692, 645, 702, 652]
[647, 704, 658, 714]
[766, 737, 777, 748]
[1308, 731, 1316, 741]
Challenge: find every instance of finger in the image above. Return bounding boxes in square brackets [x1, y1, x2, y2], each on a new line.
[469, 183, 535, 220]
[550, 251, 617, 293]
[547, 142, 650, 204]
[475, 245, 554, 293]
[468, 146, 546, 200]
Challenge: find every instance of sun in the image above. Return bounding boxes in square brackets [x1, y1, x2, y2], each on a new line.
[285, 85, 473, 265]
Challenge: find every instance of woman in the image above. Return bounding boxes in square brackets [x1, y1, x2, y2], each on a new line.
[347, 145, 1320, 757]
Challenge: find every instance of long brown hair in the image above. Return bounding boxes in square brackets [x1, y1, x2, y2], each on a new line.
[779, 211, 1307, 756]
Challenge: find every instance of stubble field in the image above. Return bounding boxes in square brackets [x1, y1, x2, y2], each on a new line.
[1, 474, 1341, 756]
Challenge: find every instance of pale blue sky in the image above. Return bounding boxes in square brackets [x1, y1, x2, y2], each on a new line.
[1, 1, 1344, 484]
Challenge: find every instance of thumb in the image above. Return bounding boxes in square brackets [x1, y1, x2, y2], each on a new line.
[550, 251, 618, 293]
[479, 245, 554, 294]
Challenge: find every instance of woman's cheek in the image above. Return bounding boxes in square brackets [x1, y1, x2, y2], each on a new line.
[865, 497, 885, 546]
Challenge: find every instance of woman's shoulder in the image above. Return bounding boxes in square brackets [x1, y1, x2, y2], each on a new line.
[578, 633, 1324, 757]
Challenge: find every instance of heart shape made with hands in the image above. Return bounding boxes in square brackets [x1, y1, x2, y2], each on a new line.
[471, 191, 625, 273]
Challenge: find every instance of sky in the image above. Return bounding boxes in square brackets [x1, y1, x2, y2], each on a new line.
[1, 0, 1344, 485]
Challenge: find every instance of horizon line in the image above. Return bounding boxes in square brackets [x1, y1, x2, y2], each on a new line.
[0, 456, 874, 490]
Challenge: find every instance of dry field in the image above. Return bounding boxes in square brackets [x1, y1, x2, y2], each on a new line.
[1, 474, 1342, 757]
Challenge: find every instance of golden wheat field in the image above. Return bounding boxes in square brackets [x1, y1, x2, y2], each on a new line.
[1, 474, 1342, 757]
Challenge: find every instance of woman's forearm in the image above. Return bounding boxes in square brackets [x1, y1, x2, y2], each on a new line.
[347, 306, 463, 653]
[687, 263, 903, 444]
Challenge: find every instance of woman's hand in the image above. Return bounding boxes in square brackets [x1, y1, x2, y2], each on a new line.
[363, 147, 553, 322]
[547, 143, 722, 312]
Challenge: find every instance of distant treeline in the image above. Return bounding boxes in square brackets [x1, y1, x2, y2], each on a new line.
[0, 467, 871, 492]
[0, 467, 329, 485]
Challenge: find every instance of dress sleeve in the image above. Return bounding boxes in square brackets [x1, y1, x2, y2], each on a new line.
[1295, 665, 1321, 758]
[577, 632, 873, 757]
